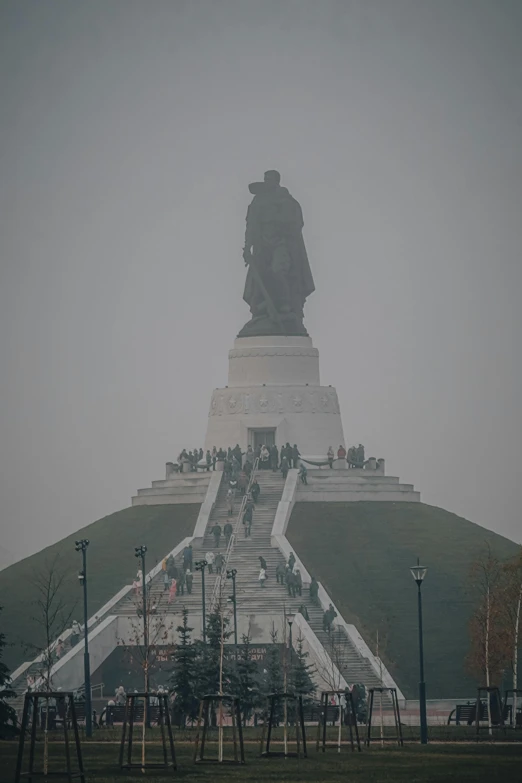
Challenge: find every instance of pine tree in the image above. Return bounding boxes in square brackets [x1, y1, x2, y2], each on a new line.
[0, 606, 17, 738]
[193, 610, 234, 699]
[169, 609, 198, 727]
[236, 632, 261, 725]
[290, 633, 316, 703]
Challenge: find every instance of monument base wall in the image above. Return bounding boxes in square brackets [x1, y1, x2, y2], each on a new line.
[204, 334, 345, 454]
[204, 383, 345, 454]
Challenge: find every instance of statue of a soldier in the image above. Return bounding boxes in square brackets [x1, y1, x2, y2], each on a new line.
[238, 170, 315, 337]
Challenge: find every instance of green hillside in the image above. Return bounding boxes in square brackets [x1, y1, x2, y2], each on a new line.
[0, 505, 199, 671]
[287, 502, 520, 699]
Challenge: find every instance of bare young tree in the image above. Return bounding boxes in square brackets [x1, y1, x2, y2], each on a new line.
[124, 587, 176, 693]
[28, 556, 76, 692]
[502, 547, 522, 725]
[26, 556, 76, 774]
[467, 544, 510, 733]
[121, 586, 176, 769]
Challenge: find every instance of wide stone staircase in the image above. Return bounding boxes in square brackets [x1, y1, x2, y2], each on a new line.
[120, 468, 388, 689]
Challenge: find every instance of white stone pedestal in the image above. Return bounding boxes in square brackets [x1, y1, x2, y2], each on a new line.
[204, 336, 345, 456]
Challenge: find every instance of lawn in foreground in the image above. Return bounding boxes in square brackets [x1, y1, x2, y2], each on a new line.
[3, 741, 522, 782]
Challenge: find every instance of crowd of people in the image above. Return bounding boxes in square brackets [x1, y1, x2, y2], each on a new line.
[161, 547, 195, 604]
[175, 441, 307, 475]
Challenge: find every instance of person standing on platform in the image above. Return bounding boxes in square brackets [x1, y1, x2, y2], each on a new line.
[327, 446, 334, 469]
[206, 450, 212, 471]
[260, 444, 270, 469]
[281, 454, 289, 479]
[270, 444, 279, 472]
[233, 444, 242, 465]
[292, 444, 300, 468]
[337, 445, 346, 461]
[285, 442, 293, 468]
[298, 463, 308, 484]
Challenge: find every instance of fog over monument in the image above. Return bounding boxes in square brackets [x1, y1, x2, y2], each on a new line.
[1, 4, 522, 760]
[1, 1, 521, 565]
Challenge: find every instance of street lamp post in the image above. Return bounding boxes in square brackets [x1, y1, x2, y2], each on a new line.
[410, 558, 428, 745]
[135, 545, 150, 727]
[195, 561, 208, 643]
[75, 539, 92, 738]
[227, 569, 238, 658]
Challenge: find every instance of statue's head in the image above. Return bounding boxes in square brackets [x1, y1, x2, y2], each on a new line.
[264, 170, 281, 189]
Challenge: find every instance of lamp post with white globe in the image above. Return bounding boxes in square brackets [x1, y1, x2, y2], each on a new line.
[410, 558, 428, 744]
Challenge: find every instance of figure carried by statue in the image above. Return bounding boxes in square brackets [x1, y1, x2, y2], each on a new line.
[239, 170, 315, 337]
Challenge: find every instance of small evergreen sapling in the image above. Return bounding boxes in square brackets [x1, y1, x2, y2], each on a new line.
[169, 609, 198, 727]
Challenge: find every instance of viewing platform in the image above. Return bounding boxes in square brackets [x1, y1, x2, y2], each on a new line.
[296, 468, 420, 502]
[131, 470, 211, 506]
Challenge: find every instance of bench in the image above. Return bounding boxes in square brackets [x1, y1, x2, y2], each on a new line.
[99, 705, 162, 726]
[447, 702, 511, 726]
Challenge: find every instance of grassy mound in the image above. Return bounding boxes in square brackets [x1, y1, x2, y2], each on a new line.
[287, 502, 519, 699]
[0, 505, 199, 671]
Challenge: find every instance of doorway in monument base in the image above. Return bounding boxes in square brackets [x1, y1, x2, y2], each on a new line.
[250, 428, 276, 451]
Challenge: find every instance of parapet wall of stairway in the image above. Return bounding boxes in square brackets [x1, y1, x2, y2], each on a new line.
[271, 469, 405, 699]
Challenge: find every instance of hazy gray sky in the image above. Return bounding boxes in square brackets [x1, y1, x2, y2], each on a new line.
[1, 0, 521, 563]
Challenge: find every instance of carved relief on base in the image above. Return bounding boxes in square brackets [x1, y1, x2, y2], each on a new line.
[209, 386, 340, 417]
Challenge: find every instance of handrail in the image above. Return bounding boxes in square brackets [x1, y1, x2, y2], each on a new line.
[208, 457, 260, 614]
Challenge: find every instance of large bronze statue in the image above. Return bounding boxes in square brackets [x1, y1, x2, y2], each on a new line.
[239, 170, 315, 337]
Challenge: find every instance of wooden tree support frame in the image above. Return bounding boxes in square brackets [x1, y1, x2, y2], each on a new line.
[15, 691, 85, 783]
[193, 694, 245, 765]
[475, 686, 506, 736]
[504, 689, 522, 728]
[118, 692, 176, 773]
[316, 690, 361, 753]
[365, 687, 403, 747]
[260, 692, 307, 758]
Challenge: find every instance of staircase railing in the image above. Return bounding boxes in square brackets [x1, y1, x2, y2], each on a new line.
[208, 457, 260, 614]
